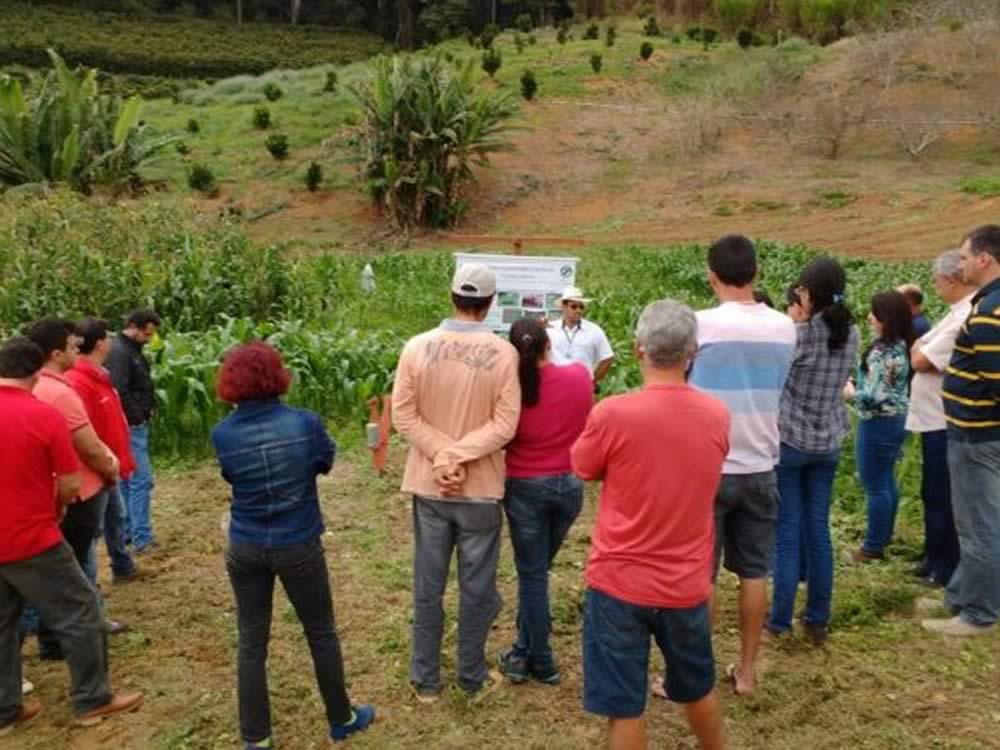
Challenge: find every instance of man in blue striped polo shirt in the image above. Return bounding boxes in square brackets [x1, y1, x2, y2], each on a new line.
[923, 224, 1000, 637]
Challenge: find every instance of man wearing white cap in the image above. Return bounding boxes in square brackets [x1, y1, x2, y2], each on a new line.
[548, 286, 615, 385]
[392, 262, 521, 702]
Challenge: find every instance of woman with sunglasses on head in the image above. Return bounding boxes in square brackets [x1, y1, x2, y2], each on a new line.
[848, 291, 915, 563]
[497, 317, 594, 686]
[769, 258, 859, 646]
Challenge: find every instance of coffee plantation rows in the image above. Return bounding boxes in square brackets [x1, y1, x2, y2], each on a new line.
[0, 2, 384, 79]
[1, 193, 936, 463]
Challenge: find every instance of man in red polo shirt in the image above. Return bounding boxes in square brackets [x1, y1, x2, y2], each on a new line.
[0, 337, 143, 737]
[572, 300, 729, 750]
[67, 318, 138, 587]
[28, 319, 121, 659]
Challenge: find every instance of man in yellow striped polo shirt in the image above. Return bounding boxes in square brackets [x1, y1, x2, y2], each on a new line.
[923, 224, 1000, 637]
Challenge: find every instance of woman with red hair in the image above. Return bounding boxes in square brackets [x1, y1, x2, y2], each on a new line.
[211, 342, 374, 749]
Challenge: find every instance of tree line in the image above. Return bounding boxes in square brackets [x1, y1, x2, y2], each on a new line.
[11, 0, 589, 47]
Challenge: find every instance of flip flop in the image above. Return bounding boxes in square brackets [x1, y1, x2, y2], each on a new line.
[725, 663, 752, 696]
[649, 675, 668, 700]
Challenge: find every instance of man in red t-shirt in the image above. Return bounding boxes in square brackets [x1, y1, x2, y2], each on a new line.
[571, 300, 730, 750]
[67, 318, 138, 587]
[0, 337, 143, 737]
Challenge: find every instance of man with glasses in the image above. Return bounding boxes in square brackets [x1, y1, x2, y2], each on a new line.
[547, 286, 615, 386]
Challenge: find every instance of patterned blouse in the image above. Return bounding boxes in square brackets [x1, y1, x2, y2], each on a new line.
[855, 340, 910, 420]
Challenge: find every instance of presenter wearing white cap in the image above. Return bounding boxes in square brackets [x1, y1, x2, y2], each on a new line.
[547, 286, 615, 385]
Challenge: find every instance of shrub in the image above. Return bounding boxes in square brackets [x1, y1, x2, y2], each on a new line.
[557, 27, 570, 44]
[528, 33, 537, 45]
[187, 163, 217, 194]
[959, 177, 1000, 198]
[175, 141, 190, 155]
[520, 69, 538, 100]
[305, 161, 323, 192]
[605, 25, 617, 47]
[323, 70, 338, 93]
[352, 55, 518, 229]
[252, 105, 271, 130]
[265, 133, 289, 160]
[482, 47, 502, 79]
[514, 34, 526, 53]
[515, 13, 533, 33]
[644, 16, 661, 36]
[640, 41, 654, 60]
[590, 52, 603, 73]
[466, 28, 478, 47]
[737, 28, 754, 48]
[480, 23, 499, 49]
[262, 82, 283, 101]
[187, 118, 200, 134]
[701, 27, 720, 44]
[686, 25, 702, 39]
[636, 0, 655, 18]
[584, 23, 600, 40]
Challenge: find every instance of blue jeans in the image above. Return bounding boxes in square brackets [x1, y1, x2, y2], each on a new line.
[121, 424, 155, 550]
[920, 431, 959, 584]
[770, 443, 841, 632]
[504, 474, 584, 673]
[858, 415, 907, 555]
[945, 435, 1000, 628]
[83, 485, 136, 582]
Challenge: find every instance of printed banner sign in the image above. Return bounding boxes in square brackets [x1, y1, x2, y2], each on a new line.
[454, 252, 580, 332]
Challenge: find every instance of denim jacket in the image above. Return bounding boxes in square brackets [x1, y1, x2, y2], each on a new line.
[211, 399, 335, 548]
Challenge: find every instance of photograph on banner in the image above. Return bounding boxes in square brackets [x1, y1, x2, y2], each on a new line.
[453, 252, 580, 332]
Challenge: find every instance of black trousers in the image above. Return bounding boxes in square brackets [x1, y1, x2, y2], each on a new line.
[226, 537, 353, 743]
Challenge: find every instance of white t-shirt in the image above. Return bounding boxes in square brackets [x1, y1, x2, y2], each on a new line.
[689, 302, 797, 475]
[547, 319, 614, 374]
[906, 294, 974, 433]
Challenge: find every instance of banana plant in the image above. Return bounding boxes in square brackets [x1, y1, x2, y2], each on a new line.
[0, 50, 177, 193]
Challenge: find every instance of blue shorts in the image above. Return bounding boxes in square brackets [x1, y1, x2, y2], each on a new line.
[583, 587, 715, 717]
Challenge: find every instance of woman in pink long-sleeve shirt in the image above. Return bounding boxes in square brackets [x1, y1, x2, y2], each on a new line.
[496, 317, 593, 687]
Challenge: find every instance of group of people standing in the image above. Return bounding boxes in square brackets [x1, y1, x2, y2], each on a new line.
[1, 310, 160, 736]
[2, 224, 999, 750]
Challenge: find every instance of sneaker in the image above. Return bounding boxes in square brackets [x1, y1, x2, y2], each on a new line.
[133, 541, 159, 557]
[105, 619, 130, 636]
[22, 679, 34, 695]
[245, 738, 274, 749]
[0, 699, 43, 737]
[112, 568, 141, 585]
[75, 691, 144, 727]
[410, 683, 441, 705]
[497, 650, 529, 684]
[529, 664, 561, 686]
[922, 616, 994, 637]
[329, 704, 375, 742]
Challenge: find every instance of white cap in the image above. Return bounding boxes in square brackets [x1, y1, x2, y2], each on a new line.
[452, 263, 496, 299]
[559, 285, 592, 304]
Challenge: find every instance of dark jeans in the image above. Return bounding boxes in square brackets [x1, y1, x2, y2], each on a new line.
[38, 497, 104, 656]
[101, 485, 137, 579]
[858, 415, 907, 555]
[1, 542, 111, 721]
[770, 443, 841, 632]
[410, 497, 502, 692]
[226, 538, 352, 744]
[920, 431, 959, 584]
[945, 435, 1000, 628]
[504, 474, 583, 673]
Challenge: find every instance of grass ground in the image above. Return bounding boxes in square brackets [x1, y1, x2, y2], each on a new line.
[7, 444, 999, 750]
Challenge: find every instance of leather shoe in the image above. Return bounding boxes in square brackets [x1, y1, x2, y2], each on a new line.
[105, 619, 130, 636]
[75, 692, 144, 727]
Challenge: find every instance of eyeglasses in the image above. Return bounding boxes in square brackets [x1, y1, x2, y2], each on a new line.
[567, 303, 586, 311]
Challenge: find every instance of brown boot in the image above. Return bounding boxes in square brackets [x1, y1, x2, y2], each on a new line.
[75, 692, 144, 727]
[0, 699, 43, 737]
